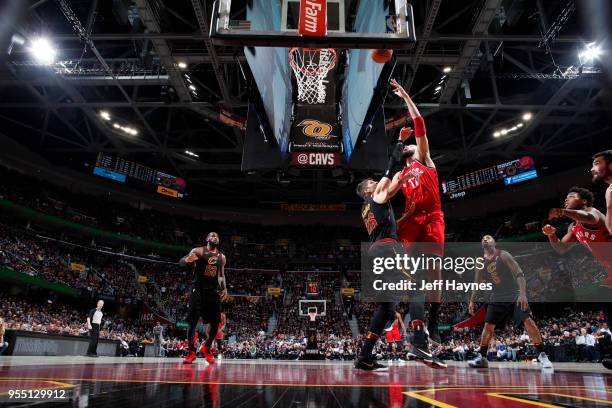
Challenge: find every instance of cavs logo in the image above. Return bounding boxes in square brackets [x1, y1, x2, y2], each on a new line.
[298, 119, 333, 140]
[204, 256, 218, 277]
[487, 261, 501, 285]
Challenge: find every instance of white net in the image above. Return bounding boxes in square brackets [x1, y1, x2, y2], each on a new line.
[289, 48, 337, 105]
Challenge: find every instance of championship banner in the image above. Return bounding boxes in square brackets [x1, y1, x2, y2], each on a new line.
[299, 0, 327, 37]
[140, 303, 173, 326]
[290, 152, 341, 167]
[69, 262, 86, 272]
[290, 106, 341, 152]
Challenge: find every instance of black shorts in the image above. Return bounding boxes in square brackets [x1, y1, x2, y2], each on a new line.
[485, 301, 531, 328]
[187, 288, 221, 324]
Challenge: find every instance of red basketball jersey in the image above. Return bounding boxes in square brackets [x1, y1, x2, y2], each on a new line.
[571, 222, 612, 287]
[400, 160, 442, 213]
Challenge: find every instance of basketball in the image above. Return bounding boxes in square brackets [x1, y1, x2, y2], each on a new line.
[371, 49, 393, 64]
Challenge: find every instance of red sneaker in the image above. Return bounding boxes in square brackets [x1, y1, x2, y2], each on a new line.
[183, 350, 197, 364]
[202, 346, 215, 364]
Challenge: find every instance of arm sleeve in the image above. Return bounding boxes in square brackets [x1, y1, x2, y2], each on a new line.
[88, 309, 95, 321]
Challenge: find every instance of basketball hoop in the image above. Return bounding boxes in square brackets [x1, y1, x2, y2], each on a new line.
[308, 311, 317, 322]
[307, 307, 317, 322]
[289, 47, 337, 105]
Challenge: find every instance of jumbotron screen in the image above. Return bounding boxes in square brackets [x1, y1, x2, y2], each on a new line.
[93, 153, 186, 199]
[442, 156, 537, 199]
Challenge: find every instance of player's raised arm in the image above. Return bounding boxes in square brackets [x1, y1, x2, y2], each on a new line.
[548, 206, 602, 225]
[373, 170, 417, 204]
[542, 223, 576, 255]
[499, 251, 528, 311]
[390, 79, 433, 167]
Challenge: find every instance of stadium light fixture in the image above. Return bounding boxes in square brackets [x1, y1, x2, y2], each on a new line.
[517, 123, 524, 128]
[443, 66, 452, 73]
[578, 42, 601, 62]
[188, 84, 196, 91]
[113, 123, 121, 129]
[522, 112, 532, 121]
[510, 126, 518, 131]
[434, 86, 442, 91]
[177, 61, 187, 69]
[99, 111, 111, 121]
[29, 37, 57, 65]
[185, 150, 199, 158]
[500, 129, 508, 135]
[493, 131, 501, 138]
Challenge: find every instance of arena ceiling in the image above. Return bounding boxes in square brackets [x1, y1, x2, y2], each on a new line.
[0, 0, 610, 205]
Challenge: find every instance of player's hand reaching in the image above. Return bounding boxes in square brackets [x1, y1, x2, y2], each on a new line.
[542, 224, 556, 236]
[468, 301, 475, 315]
[516, 294, 529, 311]
[399, 127, 413, 142]
[390, 78, 410, 101]
[548, 208, 564, 220]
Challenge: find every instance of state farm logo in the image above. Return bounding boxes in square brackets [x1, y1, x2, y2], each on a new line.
[298, 119, 333, 140]
[293, 152, 338, 166]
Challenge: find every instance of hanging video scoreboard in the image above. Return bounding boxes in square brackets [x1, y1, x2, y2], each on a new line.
[93, 153, 186, 199]
[442, 156, 537, 199]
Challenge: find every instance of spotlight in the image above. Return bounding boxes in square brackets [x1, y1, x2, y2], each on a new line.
[113, 123, 121, 128]
[578, 42, 601, 63]
[29, 37, 57, 65]
[500, 129, 508, 135]
[443, 66, 452, 73]
[517, 123, 524, 128]
[522, 112, 532, 121]
[99, 111, 111, 121]
[188, 85, 196, 91]
[177, 61, 187, 69]
[493, 131, 501, 137]
[510, 126, 518, 131]
[185, 150, 199, 157]
[434, 86, 442, 91]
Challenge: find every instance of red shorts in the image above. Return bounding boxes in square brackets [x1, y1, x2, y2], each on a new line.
[397, 210, 445, 256]
[386, 329, 401, 343]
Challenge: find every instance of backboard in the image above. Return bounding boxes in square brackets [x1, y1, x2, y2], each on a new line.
[298, 299, 327, 317]
[211, 0, 416, 49]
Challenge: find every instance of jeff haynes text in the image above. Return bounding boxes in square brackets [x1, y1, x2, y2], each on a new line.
[372, 279, 493, 292]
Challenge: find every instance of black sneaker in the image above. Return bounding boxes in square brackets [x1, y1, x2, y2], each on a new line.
[355, 357, 388, 371]
[427, 324, 441, 345]
[407, 345, 447, 369]
[603, 359, 612, 370]
[468, 354, 489, 368]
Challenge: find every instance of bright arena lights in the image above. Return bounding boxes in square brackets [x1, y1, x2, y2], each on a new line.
[185, 150, 199, 158]
[29, 37, 57, 65]
[99, 111, 111, 121]
[522, 112, 533, 121]
[578, 42, 601, 63]
[443, 66, 452, 73]
[177, 61, 187, 69]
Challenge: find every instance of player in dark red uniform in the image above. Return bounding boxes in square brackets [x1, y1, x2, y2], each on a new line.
[354, 140, 446, 370]
[542, 186, 612, 287]
[468, 235, 553, 370]
[179, 232, 228, 364]
[389, 79, 444, 343]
